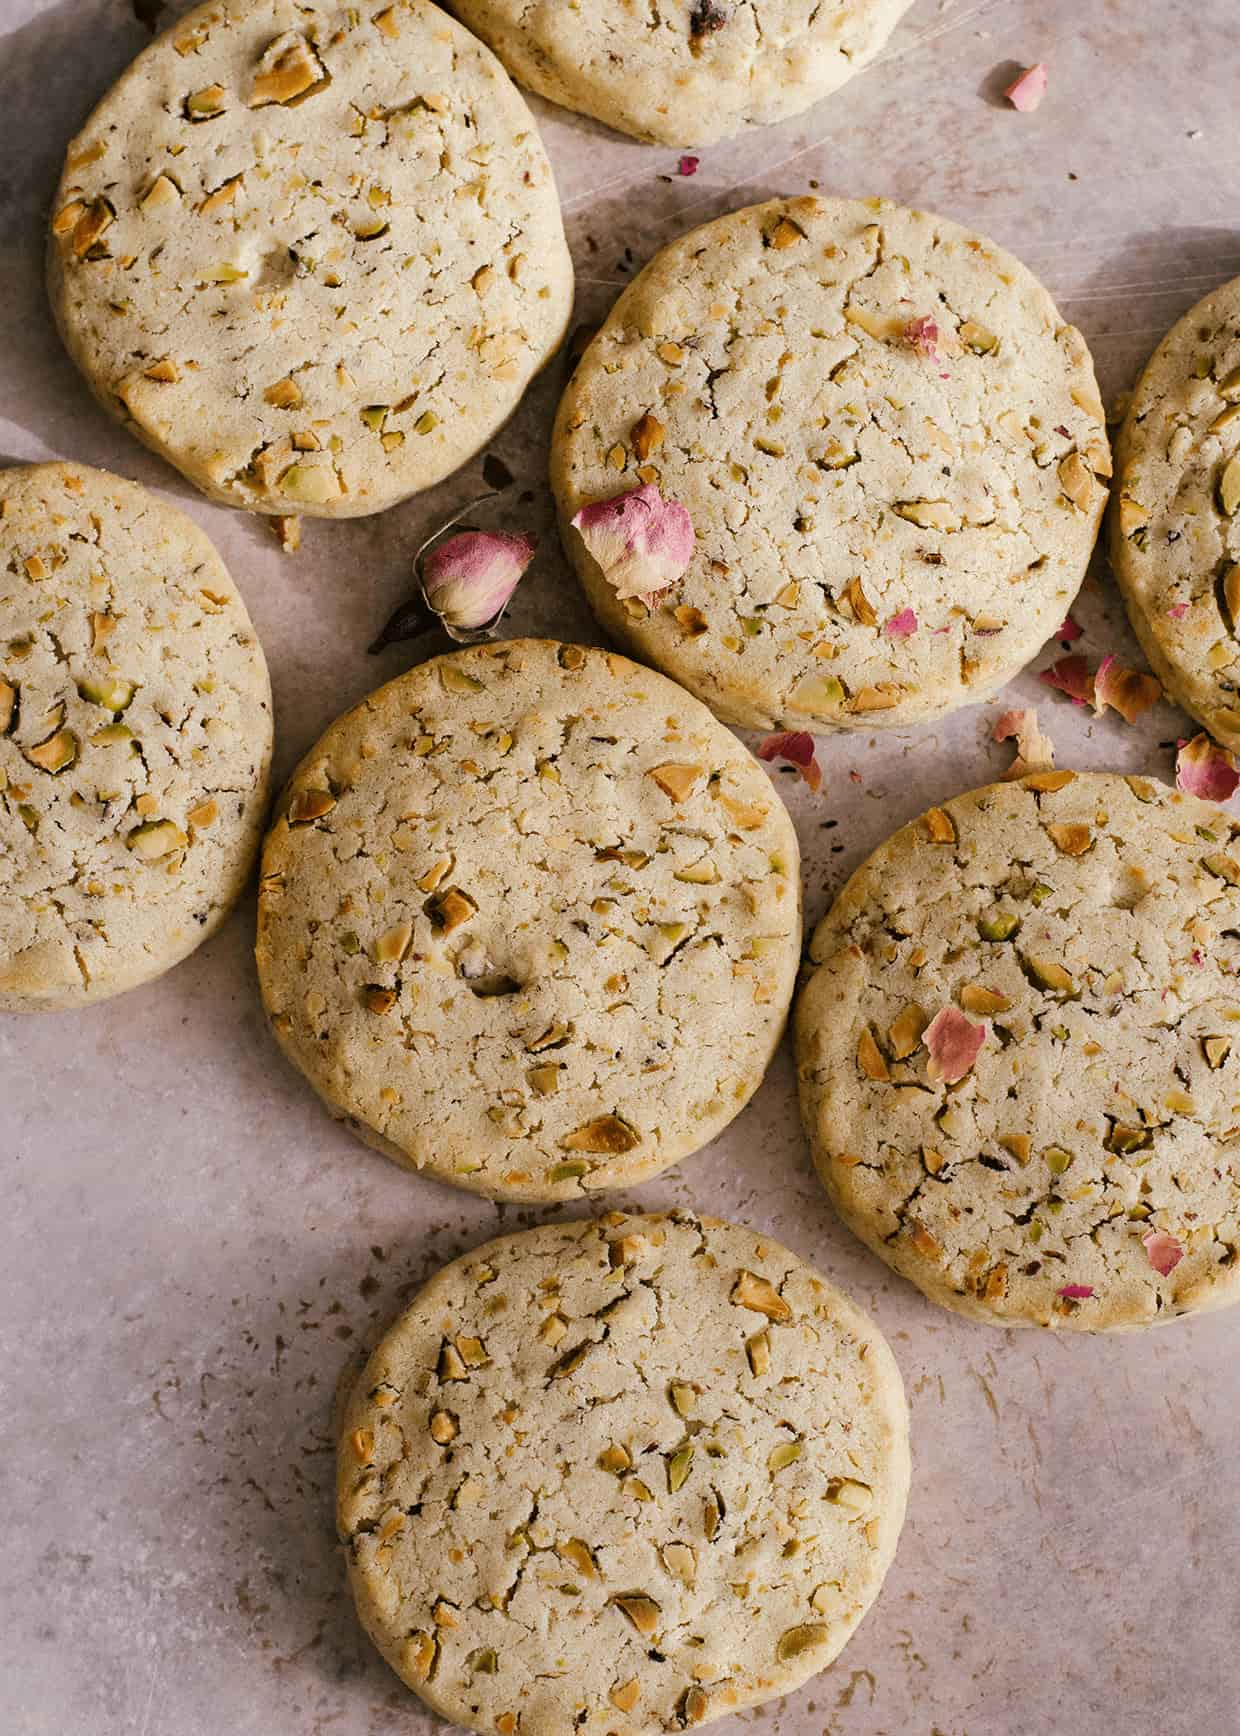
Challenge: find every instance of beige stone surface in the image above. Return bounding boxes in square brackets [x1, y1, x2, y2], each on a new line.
[3, 1, 1240, 1733]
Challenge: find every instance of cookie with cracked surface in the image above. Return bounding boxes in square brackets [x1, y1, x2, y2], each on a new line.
[553, 195, 1110, 732]
[1110, 275, 1240, 750]
[256, 639, 800, 1202]
[445, 0, 914, 146]
[796, 770, 1240, 1330]
[48, 0, 573, 517]
[337, 1211, 909, 1734]
[0, 462, 273, 1011]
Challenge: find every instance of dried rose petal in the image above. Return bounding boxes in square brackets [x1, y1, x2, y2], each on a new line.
[904, 316, 941, 360]
[421, 530, 535, 637]
[993, 707, 1055, 779]
[571, 484, 695, 602]
[923, 1006, 987, 1084]
[1039, 653, 1094, 707]
[1176, 733, 1240, 802]
[1093, 654, 1161, 723]
[1005, 62, 1048, 112]
[1057, 1283, 1094, 1300]
[885, 607, 918, 638]
[678, 155, 700, 177]
[1057, 615, 1082, 642]
[1167, 602, 1189, 620]
[1142, 1230, 1184, 1277]
[757, 731, 822, 792]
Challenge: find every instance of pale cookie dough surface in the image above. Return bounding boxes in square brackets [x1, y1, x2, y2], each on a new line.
[553, 195, 1110, 732]
[0, 462, 272, 1012]
[256, 640, 800, 1202]
[446, 0, 914, 146]
[1111, 275, 1240, 750]
[48, 0, 573, 517]
[337, 1211, 910, 1736]
[796, 771, 1240, 1331]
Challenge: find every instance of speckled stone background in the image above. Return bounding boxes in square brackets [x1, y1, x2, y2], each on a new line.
[3, 1, 1240, 1732]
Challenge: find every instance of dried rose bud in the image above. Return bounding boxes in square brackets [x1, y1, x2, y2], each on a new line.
[571, 483, 694, 602]
[422, 530, 536, 638]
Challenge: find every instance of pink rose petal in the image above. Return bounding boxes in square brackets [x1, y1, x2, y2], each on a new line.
[1167, 602, 1189, 620]
[1005, 62, 1048, 112]
[1039, 653, 1094, 707]
[923, 1006, 987, 1084]
[885, 607, 919, 638]
[1142, 1230, 1184, 1277]
[1057, 1283, 1094, 1300]
[1176, 733, 1240, 802]
[757, 731, 822, 793]
[1057, 615, 1082, 642]
[904, 315, 941, 361]
[571, 484, 695, 602]
[1093, 653, 1162, 723]
[993, 707, 1055, 779]
[678, 155, 700, 177]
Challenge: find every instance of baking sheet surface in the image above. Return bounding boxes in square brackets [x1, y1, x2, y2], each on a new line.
[2, 2, 1239, 1731]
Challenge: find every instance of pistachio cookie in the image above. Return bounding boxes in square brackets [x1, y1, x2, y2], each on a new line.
[446, 0, 914, 146]
[0, 462, 272, 1011]
[48, 0, 573, 517]
[1111, 275, 1240, 750]
[553, 195, 1109, 732]
[256, 640, 800, 1201]
[338, 1211, 910, 1734]
[796, 771, 1240, 1331]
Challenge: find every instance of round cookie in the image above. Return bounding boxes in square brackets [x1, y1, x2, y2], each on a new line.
[257, 639, 800, 1201]
[445, 0, 914, 146]
[48, 0, 573, 517]
[553, 195, 1110, 732]
[337, 1211, 910, 1735]
[1111, 275, 1240, 750]
[796, 770, 1240, 1331]
[0, 462, 272, 1011]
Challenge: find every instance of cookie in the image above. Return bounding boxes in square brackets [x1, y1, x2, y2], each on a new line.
[446, 0, 914, 146]
[1110, 275, 1240, 750]
[0, 462, 273, 1011]
[256, 640, 800, 1202]
[553, 195, 1110, 732]
[796, 770, 1240, 1330]
[48, 0, 573, 517]
[337, 1211, 909, 1735]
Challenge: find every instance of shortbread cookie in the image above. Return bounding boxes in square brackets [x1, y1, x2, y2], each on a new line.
[796, 770, 1240, 1331]
[446, 0, 914, 146]
[49, 0, 573, 517]
[1111, 275, 1240, 750]
[553, 195, 1109, 732]
[337, 1211, 909, 1735]
[256, 640, 800, 1201]
[0, 462, 272, 1011]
